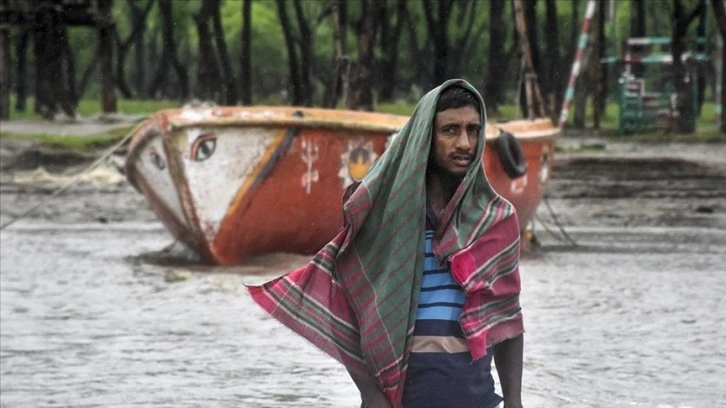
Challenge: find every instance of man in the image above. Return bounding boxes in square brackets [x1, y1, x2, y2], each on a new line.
[248, 79, 524, 408]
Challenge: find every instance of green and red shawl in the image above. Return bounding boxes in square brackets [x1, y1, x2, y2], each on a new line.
[247, 79, 523, 407]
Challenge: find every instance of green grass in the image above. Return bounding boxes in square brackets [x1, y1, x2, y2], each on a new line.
[5, 96, 180, 120]
[0, 126, 134, 151]
[2, 95, 722, 151]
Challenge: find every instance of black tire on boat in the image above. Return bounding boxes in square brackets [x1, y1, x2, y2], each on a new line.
[495, 130, 527, 179]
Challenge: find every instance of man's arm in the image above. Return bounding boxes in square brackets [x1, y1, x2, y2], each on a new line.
[493, 333, 524, 408]
[346, 367, 393, 408]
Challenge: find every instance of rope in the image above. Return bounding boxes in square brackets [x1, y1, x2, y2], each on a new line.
[0, 126, 139, 231]
[534, 195, 578, 247]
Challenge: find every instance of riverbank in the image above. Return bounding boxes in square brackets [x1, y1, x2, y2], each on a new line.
[2, 126, 725, 407]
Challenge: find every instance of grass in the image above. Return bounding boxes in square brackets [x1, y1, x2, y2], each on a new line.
[5, 96, 181, 120]
[0, 126, 135, 151]
[1, 95, 723, 151]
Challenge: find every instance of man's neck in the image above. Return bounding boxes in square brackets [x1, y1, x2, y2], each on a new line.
[426, 169, 462, 213]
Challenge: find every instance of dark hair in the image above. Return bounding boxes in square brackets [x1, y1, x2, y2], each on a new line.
[435, 85, 480, 113]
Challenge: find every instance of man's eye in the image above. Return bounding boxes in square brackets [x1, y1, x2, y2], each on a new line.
[442, 126, 458, 135]
[467, 125, 482, 135]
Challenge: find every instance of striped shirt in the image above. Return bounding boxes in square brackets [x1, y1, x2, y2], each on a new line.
[401, 229, 502, 408]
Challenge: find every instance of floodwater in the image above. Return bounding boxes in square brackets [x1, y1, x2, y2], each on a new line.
[1, 141, 725, 408]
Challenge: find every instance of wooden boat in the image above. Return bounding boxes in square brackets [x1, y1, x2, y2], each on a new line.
[125, 106, 558, 265]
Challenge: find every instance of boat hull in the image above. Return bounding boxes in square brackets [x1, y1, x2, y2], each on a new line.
[125, 106, 557, 265]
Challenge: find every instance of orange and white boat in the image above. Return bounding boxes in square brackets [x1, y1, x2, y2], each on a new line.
[125, 106, 558, 265]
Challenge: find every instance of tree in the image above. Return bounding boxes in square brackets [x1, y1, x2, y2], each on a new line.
[211, 0, 236, 104]
[33, 1, 76, 118]
[377, 0, 406, 103]
[147, 0, 189, 99]
[711, 0, 726, 131]
[114, 0, 154, 98]
[98, 0, 117, 114]
[276, 0, 315, 106]
[13, 23, 30, 112]
[485, 0, 508, 112]
[630, 0, 647, 78]
[422, 0, 453, 87]
[512, 0, 548, 119]
[194, 0, 223, 102]
[671, 0, 705, 132]
[544, 0, 563, 121]
[348, 0, 378, 110]
[239, 0, 252, 105]
[0, 0, 9, 119]
[323, 0, 348, 108]
[132, 0, 152, 97]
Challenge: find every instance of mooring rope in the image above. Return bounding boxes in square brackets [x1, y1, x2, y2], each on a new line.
[0, 124, 140, 231]
[534, 195, 579, 247]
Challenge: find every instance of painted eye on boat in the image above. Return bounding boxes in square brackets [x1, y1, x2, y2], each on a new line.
[149, 147, 166, 170]
[191, 133, 217, 162]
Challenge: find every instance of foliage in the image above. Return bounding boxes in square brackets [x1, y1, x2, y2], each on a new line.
[3, 0, 723, 131]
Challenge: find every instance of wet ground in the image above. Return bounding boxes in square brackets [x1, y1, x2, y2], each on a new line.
[1, 135, 725, 407]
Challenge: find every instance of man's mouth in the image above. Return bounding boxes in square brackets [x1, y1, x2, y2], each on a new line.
[452, 155, 473, 167]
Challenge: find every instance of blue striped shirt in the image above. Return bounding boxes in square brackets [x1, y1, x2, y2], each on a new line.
[401, 229, 501, 408]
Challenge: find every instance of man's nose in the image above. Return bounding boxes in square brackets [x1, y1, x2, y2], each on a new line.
[455, 131, 473, 150]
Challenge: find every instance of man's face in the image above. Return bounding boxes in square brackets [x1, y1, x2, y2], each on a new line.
[430, 106, 481, 178]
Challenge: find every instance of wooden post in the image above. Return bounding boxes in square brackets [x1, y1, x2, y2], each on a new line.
[512, 0, 547, 119]
[98, 0, 117, 114]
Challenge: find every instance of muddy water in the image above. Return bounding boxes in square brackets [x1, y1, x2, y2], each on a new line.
[1, 143, 726, 408]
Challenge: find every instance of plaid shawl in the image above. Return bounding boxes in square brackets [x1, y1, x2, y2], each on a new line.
[247, 79, 523, 407]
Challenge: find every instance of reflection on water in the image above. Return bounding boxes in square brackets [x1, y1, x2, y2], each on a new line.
[1, 221, 725, 407]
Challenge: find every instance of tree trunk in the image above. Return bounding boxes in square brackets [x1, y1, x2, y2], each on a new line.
[0, 0, 9, 120]
[148, 0, 189, 99]
[348, 0, 378, 111]
[696, 0, 707, 113]
[523, 0, 547, 117]
[710, 0, 726, 132]
[239, 0, 252, 105]
[377, 0, 405, 102]
[114, 28, 132, 98]
[631, 0, 647, 77]
[78, 43, 99, 97]
[672, 0, 703, 133]
[573, 44, 593, 128]
[194, 0, 222, 102]
[591, 1, 603, 129]
[451, 2, 485, 85]
[131, 0, 150, 97]
[14, 27, 29, 112]
[276, 0, 303, 105]
[324, 0, 347, 108]
[292, 0, 313, 106]
[512, 0, 548, 119]
[405, 8, 434, 85]
[62, 28, 79, 105]
[33, 1, 76, 119]
[485, 0, 507, 112]
[211, 0, 237, 104]
[115, 0, 154, 99]
[98, 0, 117, 114]
[422, 0, 453, 88]
[544, 0, 563, 121]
